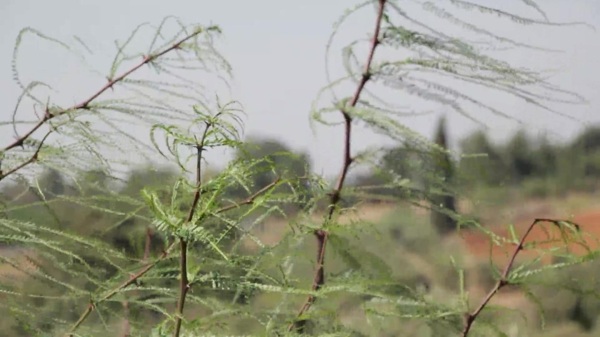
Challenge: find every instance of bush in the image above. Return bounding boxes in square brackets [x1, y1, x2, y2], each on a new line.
[0, 2, 595, 337]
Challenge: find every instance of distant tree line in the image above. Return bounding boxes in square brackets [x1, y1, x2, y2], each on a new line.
[2, 129, 476, 259]
[458, 126, 600, 195]
[3, 124, 598, 256]
[353, 122, 600, 198]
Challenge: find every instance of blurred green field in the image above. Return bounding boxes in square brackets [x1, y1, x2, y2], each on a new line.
[235, 190, 600, 337]
[3, 177, 600, 336]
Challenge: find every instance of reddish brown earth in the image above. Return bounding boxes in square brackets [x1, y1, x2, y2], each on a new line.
[460, 209, 600, 265]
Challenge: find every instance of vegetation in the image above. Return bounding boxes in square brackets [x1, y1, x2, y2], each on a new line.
[0, 1, 597, 337]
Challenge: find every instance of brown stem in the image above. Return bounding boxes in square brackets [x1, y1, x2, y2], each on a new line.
[172, 115, 214, 336]
[0, 131, 52, 182]
[173, 138, 207, 336]
[120, 228, 153, 337]
[461, 218, 563, 336]
[64, 177, 280, 337]
[1, 29, 204, 181]
[64, 179, 280, 337]
[65, 245, 175, 337]
[288, 0, 387, 332]
[215, 178, 281, 214]
[173, 239, 189, 337]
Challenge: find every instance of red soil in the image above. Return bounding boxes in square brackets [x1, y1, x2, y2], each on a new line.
[460, 210, 600, 265]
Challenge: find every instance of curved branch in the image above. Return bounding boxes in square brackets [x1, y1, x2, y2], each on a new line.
[288, 0, 387, 332]
[64, 177, 278, 337]
[0, 131, 52, 181]
[2, 28, 205, 181]
[462, 218, 572, 336]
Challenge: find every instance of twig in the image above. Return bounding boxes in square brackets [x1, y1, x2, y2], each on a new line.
[64, 177, 279, 336]
[288, 0, 387, 332]
[118, 228, 153, 337]
[0, 131, 52, 182]
[215, 178, 281, 214]
[173, 119, 212, 337]
[1, 29, 205, 180]
[461, 218, 565, 336]
[173, 239, 189, 336]
[65, 246, 174, 337]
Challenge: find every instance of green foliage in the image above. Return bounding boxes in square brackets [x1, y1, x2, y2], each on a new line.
[231, 138, 312, 213]
[458, 131, 510, 187]
[456, 127, 600, 197]
[0, 2, 597, 337]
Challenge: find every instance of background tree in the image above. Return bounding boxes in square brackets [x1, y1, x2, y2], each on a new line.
[232, 137, 312, 212]
[458, 130, 509, 186]
[572, 127, 600, 179]
[429, 116, 457, 235]
[350, 143, 422, 203]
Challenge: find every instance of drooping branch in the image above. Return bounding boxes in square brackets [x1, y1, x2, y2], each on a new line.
[0, 131, 52, 181]
[65, 246, 174, 337]
[461, 218, 575, 336]
[1, 28, 207, 182]
[288, 0, 387, 332]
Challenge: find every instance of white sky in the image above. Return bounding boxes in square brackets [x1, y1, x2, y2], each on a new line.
[1, 0, 599, 177]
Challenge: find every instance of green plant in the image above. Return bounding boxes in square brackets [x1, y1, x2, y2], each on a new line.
[0, 2, 597, 337]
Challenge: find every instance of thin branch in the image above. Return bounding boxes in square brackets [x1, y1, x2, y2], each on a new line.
[119, 228, 153, 337]
[461, 218, 567, 336]
[0, 131, 52, 182]
[173, 123, 209, 337]
[65, 245, 174, 337]
[288, 0, 387, 332]
[63, 171, 279, 336]
[1, 28, 205, 179]
[215, 178, 281, 214]
[173, 239, 189, 337]
[173, 111, 254, 335]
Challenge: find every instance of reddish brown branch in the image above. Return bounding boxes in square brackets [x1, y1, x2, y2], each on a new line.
[64, 181, 279, 336]
[0, 131, 52, 182]
[64, 180, 279, 336]
[65, 245, 175, 337]
[121, 228, 153, 337]
[461, 218, 565, 336]
[173, 239, 189, 337]
[2, 29, 204, 181]
[172, 117, 276, 335]
[215, 178, 281, 214]
[173, 136, 208, 337]
[288, 0, 387, 332]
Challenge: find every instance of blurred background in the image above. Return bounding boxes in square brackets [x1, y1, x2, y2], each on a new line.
[2, 1, 600, 336]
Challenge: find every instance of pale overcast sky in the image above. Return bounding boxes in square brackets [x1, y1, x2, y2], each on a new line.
[1, 1, 599, 177]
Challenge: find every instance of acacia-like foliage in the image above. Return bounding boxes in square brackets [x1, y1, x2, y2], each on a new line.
[0, 2, 597, 337]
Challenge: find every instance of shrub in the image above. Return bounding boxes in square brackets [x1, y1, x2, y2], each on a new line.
[0, 2, 595, 337]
